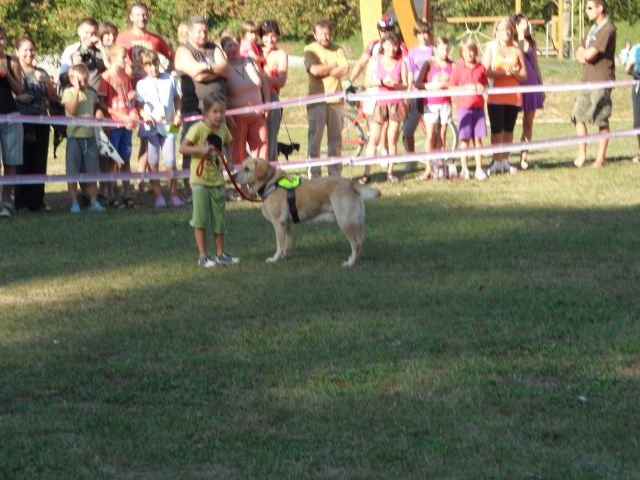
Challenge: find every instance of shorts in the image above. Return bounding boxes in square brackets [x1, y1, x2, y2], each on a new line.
[0, 122, 24, 166]
[457, 107, 487, 141]
[632, 86, 640, 129]
[487, 103, 519, 134]
[371, 102, 408, 123]
[147, 133, 177, 168]
[108, 127, 132, 161]
[190, 185, 225, 234]
[423, 102, 452, 125]
[402, 98, 422, 137]
[571, 88, 612, 127]
[66, 137, 99, 175]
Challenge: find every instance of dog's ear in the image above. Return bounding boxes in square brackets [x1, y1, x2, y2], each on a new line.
[253, 158, 271, 183]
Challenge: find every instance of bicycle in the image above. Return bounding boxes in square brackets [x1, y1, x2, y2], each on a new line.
[341, 86, 460, 166]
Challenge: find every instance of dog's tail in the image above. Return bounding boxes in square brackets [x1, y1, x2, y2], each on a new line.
[352, 182, 381, 199]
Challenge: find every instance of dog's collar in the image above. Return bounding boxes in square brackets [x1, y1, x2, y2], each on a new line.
[256, 169, 282, 200]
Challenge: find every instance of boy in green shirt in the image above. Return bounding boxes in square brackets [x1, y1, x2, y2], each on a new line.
[60, 64, 106, 213]
[179, 94, 239, 267]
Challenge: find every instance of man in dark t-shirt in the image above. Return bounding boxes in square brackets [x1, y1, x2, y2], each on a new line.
[571, 0, 616, 168]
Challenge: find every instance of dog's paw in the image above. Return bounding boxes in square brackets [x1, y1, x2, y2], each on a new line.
[342, 259, 355, 268]
[266, 255, 280, 263]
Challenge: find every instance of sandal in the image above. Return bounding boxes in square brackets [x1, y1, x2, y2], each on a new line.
[358, 175, 370, 185]
[386, 174, 398, 183]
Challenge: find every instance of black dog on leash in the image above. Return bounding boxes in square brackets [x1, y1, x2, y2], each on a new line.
[277, 142, 300, 161]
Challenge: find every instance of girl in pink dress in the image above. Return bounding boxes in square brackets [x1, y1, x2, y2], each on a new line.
[359, 32, 408, 183]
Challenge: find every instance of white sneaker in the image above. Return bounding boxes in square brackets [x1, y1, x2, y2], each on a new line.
[502, 160, 517, 174]
[448, 164, 458, 179]
[460, 168, 470, 180]
[197, 256, 217, 268]
[0, 203, 12, 219]
[475, 169, 487, 180]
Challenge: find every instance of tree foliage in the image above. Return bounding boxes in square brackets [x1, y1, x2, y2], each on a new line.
[0, 0, 637, 54]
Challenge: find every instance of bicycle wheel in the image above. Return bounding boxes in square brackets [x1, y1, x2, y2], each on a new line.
[341, 113, 367, 158]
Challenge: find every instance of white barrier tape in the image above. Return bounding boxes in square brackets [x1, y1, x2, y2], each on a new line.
[2, 80, 637, 128]
[346, 79, 640, 103]
[256, 126, 640, 172]
[0, 169, 189, 186]
[2, 126, 639, 185]
[352, 127, 640, 167]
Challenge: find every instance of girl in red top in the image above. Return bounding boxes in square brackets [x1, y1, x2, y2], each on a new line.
[449, 39, 489, 180]
[359, 32, 407, 184]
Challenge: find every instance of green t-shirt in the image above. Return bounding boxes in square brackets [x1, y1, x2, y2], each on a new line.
[60, 87, 99, 138]
[186, 121, 232, 187]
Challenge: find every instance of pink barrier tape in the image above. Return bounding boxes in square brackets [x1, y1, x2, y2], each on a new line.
[2, 80, 637, 128]
[347, 79, 640, 103]
[2, 126, 639, 185]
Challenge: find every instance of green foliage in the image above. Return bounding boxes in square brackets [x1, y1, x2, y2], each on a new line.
[0, 0, 638, 54]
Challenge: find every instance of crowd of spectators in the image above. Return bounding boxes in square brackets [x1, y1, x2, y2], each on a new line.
[0, 0, 628, 221]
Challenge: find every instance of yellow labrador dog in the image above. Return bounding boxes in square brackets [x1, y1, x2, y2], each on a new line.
[236, 158, 381, 267]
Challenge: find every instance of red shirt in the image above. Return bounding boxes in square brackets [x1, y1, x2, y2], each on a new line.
[116, 30, 173, 83]
[99, 69, 134, 119]
[448, 60, 488, 109]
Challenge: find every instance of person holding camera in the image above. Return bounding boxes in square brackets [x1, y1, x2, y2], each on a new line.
[59, 18, 106, 91]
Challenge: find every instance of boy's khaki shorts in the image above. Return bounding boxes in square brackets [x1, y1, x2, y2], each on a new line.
[571, 88, 612, 127]
[190, 185, 225, 234]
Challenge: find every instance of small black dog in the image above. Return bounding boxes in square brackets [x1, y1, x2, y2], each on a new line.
[277, 142, 300, 161]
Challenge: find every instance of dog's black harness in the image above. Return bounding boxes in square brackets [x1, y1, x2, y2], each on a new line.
[257, 173, 302, 223]
[279, 175, 302, 224]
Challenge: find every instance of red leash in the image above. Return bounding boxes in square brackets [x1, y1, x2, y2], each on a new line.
[203, 145, 261, 203]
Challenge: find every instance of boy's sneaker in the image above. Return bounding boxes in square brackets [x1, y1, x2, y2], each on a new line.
[88, 201, 106, 212]
[475, 169, 488, 181]
[215, 252, 240, 265]
[0, 202, 12, 219]
[460, 168, 470, 180]
[170, 195, 184, 207]
[69, 202, 81, 213]
[197, 256, 217, 268]
[155, 196, 167, 208]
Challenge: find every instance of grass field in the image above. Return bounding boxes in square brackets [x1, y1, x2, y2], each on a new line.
[2, 51, 640, 478]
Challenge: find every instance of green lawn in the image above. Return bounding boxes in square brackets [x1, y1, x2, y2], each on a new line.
[1, 56, 640, 478]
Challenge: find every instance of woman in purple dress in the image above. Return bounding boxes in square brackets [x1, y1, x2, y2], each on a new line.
[514, 14, 544, 169]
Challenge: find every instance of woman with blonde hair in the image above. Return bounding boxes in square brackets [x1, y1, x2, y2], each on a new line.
[482, 17, 527, 174]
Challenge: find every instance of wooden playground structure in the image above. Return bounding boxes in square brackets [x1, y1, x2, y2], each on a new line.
[359, 0, 584, 58]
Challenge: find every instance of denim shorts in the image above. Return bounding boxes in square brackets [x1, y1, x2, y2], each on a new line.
[108, 127, 132, 161]
[0, 122, 24, 166]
